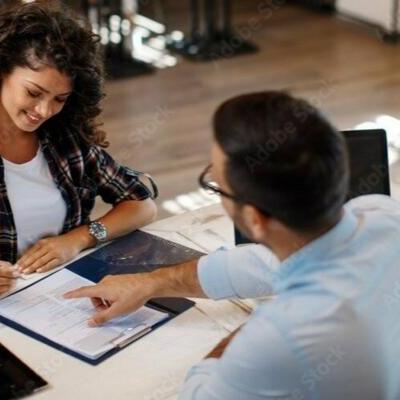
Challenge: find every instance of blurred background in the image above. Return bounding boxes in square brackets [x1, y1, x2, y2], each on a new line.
[65, 0, 400, 219]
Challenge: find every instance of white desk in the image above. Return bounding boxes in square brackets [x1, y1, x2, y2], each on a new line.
[0, 204, 252, 400]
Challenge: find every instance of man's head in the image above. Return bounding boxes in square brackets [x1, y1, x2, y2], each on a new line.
[205, 91, 349, 247]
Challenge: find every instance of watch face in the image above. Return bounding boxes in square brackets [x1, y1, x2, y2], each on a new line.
[91, 222, 107, 241]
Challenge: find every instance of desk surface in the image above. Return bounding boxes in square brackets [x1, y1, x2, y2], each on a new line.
[0, 204, 251, 400]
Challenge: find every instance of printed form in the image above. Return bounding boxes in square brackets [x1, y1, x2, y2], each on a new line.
[0, 269, 168, 360]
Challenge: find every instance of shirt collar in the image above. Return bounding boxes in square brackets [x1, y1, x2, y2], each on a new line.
[273, 206, 359, 292]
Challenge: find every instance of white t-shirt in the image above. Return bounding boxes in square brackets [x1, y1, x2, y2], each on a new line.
[3, 146, 67, 256]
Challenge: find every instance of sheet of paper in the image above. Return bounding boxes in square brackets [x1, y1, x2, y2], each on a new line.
[0, 269, 168, 359]
[144, 203, 235, 254]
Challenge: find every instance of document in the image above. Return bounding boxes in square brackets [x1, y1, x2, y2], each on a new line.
[0, 269, 169, 360]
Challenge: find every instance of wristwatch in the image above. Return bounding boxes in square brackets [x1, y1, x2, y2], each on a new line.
[88, 221, 108, 243]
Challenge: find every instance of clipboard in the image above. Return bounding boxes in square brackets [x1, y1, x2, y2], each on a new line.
[67, 230, 204, 316]
[0, 307, 168, 365]
[0, 231, 204, 365]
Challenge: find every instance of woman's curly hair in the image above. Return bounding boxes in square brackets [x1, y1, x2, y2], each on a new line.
[0, 0, 108, 147]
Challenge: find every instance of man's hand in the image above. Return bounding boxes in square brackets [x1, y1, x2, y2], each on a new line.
[17, 233, 83, 274]
[63, 259, 206, 327]
[63, 274, 155, 326]
[0, 261, 20, 295]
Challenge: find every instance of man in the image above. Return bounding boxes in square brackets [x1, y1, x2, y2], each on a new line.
[65, 92, 400, 399]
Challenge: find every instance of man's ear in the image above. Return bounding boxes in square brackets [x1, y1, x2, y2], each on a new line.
[241, 205, 270, 242]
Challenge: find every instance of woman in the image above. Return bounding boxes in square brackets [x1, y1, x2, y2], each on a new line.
[0, 1, 157, 294]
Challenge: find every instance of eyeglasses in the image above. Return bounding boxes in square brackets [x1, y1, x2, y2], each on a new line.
[198, 164, 271, 216]
[198, 164, 239, 201]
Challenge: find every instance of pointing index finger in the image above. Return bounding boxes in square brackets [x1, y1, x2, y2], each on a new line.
[63, 285, 101, 300]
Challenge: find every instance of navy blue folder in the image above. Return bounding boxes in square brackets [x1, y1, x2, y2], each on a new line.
[0, 231, 204, 365]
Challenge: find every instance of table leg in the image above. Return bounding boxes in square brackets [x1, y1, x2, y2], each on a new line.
[190, 0, 201, 41]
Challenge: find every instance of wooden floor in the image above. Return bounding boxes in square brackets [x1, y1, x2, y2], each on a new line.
[93, 2, 400, 220]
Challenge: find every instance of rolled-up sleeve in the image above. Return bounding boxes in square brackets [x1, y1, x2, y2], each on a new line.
[197, 244, 280, 300]
[85, 145, 154, 204]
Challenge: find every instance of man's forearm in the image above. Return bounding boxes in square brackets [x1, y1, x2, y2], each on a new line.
[148, 259, 208, 299]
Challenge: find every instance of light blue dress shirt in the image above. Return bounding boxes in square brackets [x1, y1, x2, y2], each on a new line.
[179, 195, 400, 400]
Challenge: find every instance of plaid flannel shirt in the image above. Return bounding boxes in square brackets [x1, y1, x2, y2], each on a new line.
[0, 128, 156, 264]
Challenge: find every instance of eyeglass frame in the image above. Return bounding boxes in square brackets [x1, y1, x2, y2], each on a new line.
[198, 164, 238, 200]
[198, 164, 271, 216]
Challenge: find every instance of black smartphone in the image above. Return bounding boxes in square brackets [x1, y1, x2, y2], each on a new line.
[0, 343, 48, 399]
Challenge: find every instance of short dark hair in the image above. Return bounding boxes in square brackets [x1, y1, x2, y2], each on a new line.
[0, 0, 107, 146]
[213, 91, 349, 232]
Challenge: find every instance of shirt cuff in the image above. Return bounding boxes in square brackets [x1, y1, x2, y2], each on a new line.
[198, 250, 236, 300]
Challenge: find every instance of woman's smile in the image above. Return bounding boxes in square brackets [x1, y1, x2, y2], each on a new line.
[23, 110, 43, 126]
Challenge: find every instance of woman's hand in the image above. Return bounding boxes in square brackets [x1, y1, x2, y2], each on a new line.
[17, 233, 84, 274]
[0, 261, 20, 294]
